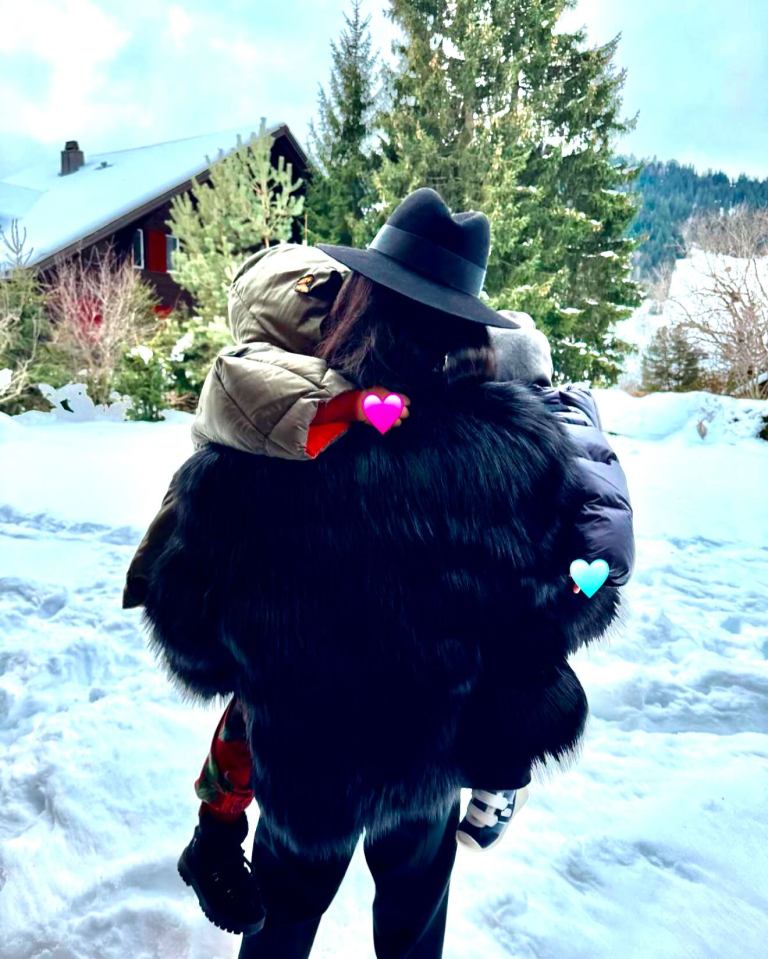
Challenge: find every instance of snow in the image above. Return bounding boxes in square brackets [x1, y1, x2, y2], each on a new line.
[0, 123, 285, 269]
[1, 392, 767, 958]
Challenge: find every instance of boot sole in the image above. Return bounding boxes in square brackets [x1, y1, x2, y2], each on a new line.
[456, 786, 531, 851]
[177, 853, 266, 936]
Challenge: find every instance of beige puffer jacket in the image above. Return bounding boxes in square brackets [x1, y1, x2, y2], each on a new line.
[123, 243, 355, 609]
[191, 242, 356, 459]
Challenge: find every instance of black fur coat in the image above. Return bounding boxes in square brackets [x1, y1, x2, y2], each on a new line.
[141, 381, 621, 858]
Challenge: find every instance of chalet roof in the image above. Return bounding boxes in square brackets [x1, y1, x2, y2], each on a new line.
[0, 122, 307, 271]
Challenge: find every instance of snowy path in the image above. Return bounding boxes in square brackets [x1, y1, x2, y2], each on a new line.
[1, 396, 767, 959]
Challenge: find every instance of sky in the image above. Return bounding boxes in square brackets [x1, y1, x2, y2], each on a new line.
[0, 0, 767, 181]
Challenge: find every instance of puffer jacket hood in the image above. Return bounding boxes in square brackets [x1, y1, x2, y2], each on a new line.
[227, 242, 351, 350]
[191, 243, 356, 459]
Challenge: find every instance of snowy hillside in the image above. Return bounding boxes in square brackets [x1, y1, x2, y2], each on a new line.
[1, 391, 767, 959]
[615, 245, 768, 388]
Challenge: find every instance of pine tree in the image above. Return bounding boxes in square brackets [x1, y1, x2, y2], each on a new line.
[670, 324, 704, 391]
[167, 119, 304, 323]
[305, 0, 380, 248]
[641, 324, 704, 392]
[369, 0, 644, 384]
[641, 326, 675, 391]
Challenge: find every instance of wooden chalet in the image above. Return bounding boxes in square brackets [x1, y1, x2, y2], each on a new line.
[0, 122, 309, 316]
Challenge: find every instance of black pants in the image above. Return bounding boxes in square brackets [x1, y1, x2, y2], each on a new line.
[238, 793, 462, 959]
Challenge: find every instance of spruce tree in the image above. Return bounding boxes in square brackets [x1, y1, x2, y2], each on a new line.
[641, 326, 675, 391]
[641, 324, 704, 392]
[305, 0, 380, 248]
[369, 0, 644, 384]
[671, 325, 704, 391]
[167, 119, 304, 323]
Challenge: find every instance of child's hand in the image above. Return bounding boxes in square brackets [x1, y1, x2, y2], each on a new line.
[570, 578, 581, 594]
[356, 387, 411, 428]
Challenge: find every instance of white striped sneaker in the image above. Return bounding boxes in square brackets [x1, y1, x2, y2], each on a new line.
[456, 786, 530, 851]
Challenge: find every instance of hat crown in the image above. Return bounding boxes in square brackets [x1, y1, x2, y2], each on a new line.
[385, 188, 491, 271]
[316, 186, 519, 330]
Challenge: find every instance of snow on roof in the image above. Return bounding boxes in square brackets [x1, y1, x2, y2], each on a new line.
[0, 182, 42, 220]
[0, 123, 295, 269]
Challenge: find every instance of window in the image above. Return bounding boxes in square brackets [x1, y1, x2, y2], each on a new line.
[166, 234, 179, 272]
[135, 228, 177, 273]
[132, 229, 144, 269]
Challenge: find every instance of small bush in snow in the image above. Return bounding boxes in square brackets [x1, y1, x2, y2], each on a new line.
[159, 304, 231, 406]
[0, 221, 51, 415]
[112, 343, 173, 422]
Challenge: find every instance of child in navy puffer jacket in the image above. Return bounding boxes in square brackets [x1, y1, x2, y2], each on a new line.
[451, 313, 634, 850]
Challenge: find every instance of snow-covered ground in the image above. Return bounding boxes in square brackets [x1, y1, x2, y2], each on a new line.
[1, 390, 767, 959]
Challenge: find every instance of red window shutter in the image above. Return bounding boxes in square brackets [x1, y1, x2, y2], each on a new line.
[145, 229, 168, 273]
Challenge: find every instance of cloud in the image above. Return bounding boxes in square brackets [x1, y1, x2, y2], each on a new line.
[0, 0, 129, 60]
[208, 36, 291, 72]
[167, 6, 193, 49]
[0, 0, 404, 164]
[0, 0, 138, 144]
[1, 0, 764, 182]
[554, 0, 768, 179]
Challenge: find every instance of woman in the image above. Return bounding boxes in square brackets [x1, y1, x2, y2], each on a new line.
[140, 188, 623, 958]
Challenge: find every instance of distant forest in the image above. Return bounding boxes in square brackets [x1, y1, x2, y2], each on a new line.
[621, 156, 768, 284]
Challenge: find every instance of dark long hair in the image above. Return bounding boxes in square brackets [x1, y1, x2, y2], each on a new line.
[315, 272, 496, 394]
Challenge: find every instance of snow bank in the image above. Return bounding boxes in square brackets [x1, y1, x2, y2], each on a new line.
[0, 401, 194, 532]
[593, 388, 768, 443]
[0, 410, 22, 440]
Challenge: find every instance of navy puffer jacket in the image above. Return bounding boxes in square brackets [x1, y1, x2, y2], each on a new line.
[527, 385, 634, 587]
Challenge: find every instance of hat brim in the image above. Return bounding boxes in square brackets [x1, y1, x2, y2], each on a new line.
[316, 244, 520, 330]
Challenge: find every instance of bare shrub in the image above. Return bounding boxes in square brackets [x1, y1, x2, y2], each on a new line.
[683, 205, 768, 259]
[641, 262, 674, 315]
[43, 243, 160, 405]
[673, 207, 768, 398]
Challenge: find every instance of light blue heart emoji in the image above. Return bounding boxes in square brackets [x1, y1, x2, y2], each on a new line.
[569, 558, 609, 598]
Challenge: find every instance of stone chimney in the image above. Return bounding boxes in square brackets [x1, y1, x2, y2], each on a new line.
[60, 140, 85, 176]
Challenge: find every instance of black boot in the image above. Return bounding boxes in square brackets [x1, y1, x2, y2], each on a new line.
[177, 810, 266, 936]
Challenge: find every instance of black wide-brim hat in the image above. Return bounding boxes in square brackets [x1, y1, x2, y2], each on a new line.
[318, 187, 519, 330]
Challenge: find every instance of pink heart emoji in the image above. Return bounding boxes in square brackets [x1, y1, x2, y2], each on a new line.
[362, 392, 404, 435]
